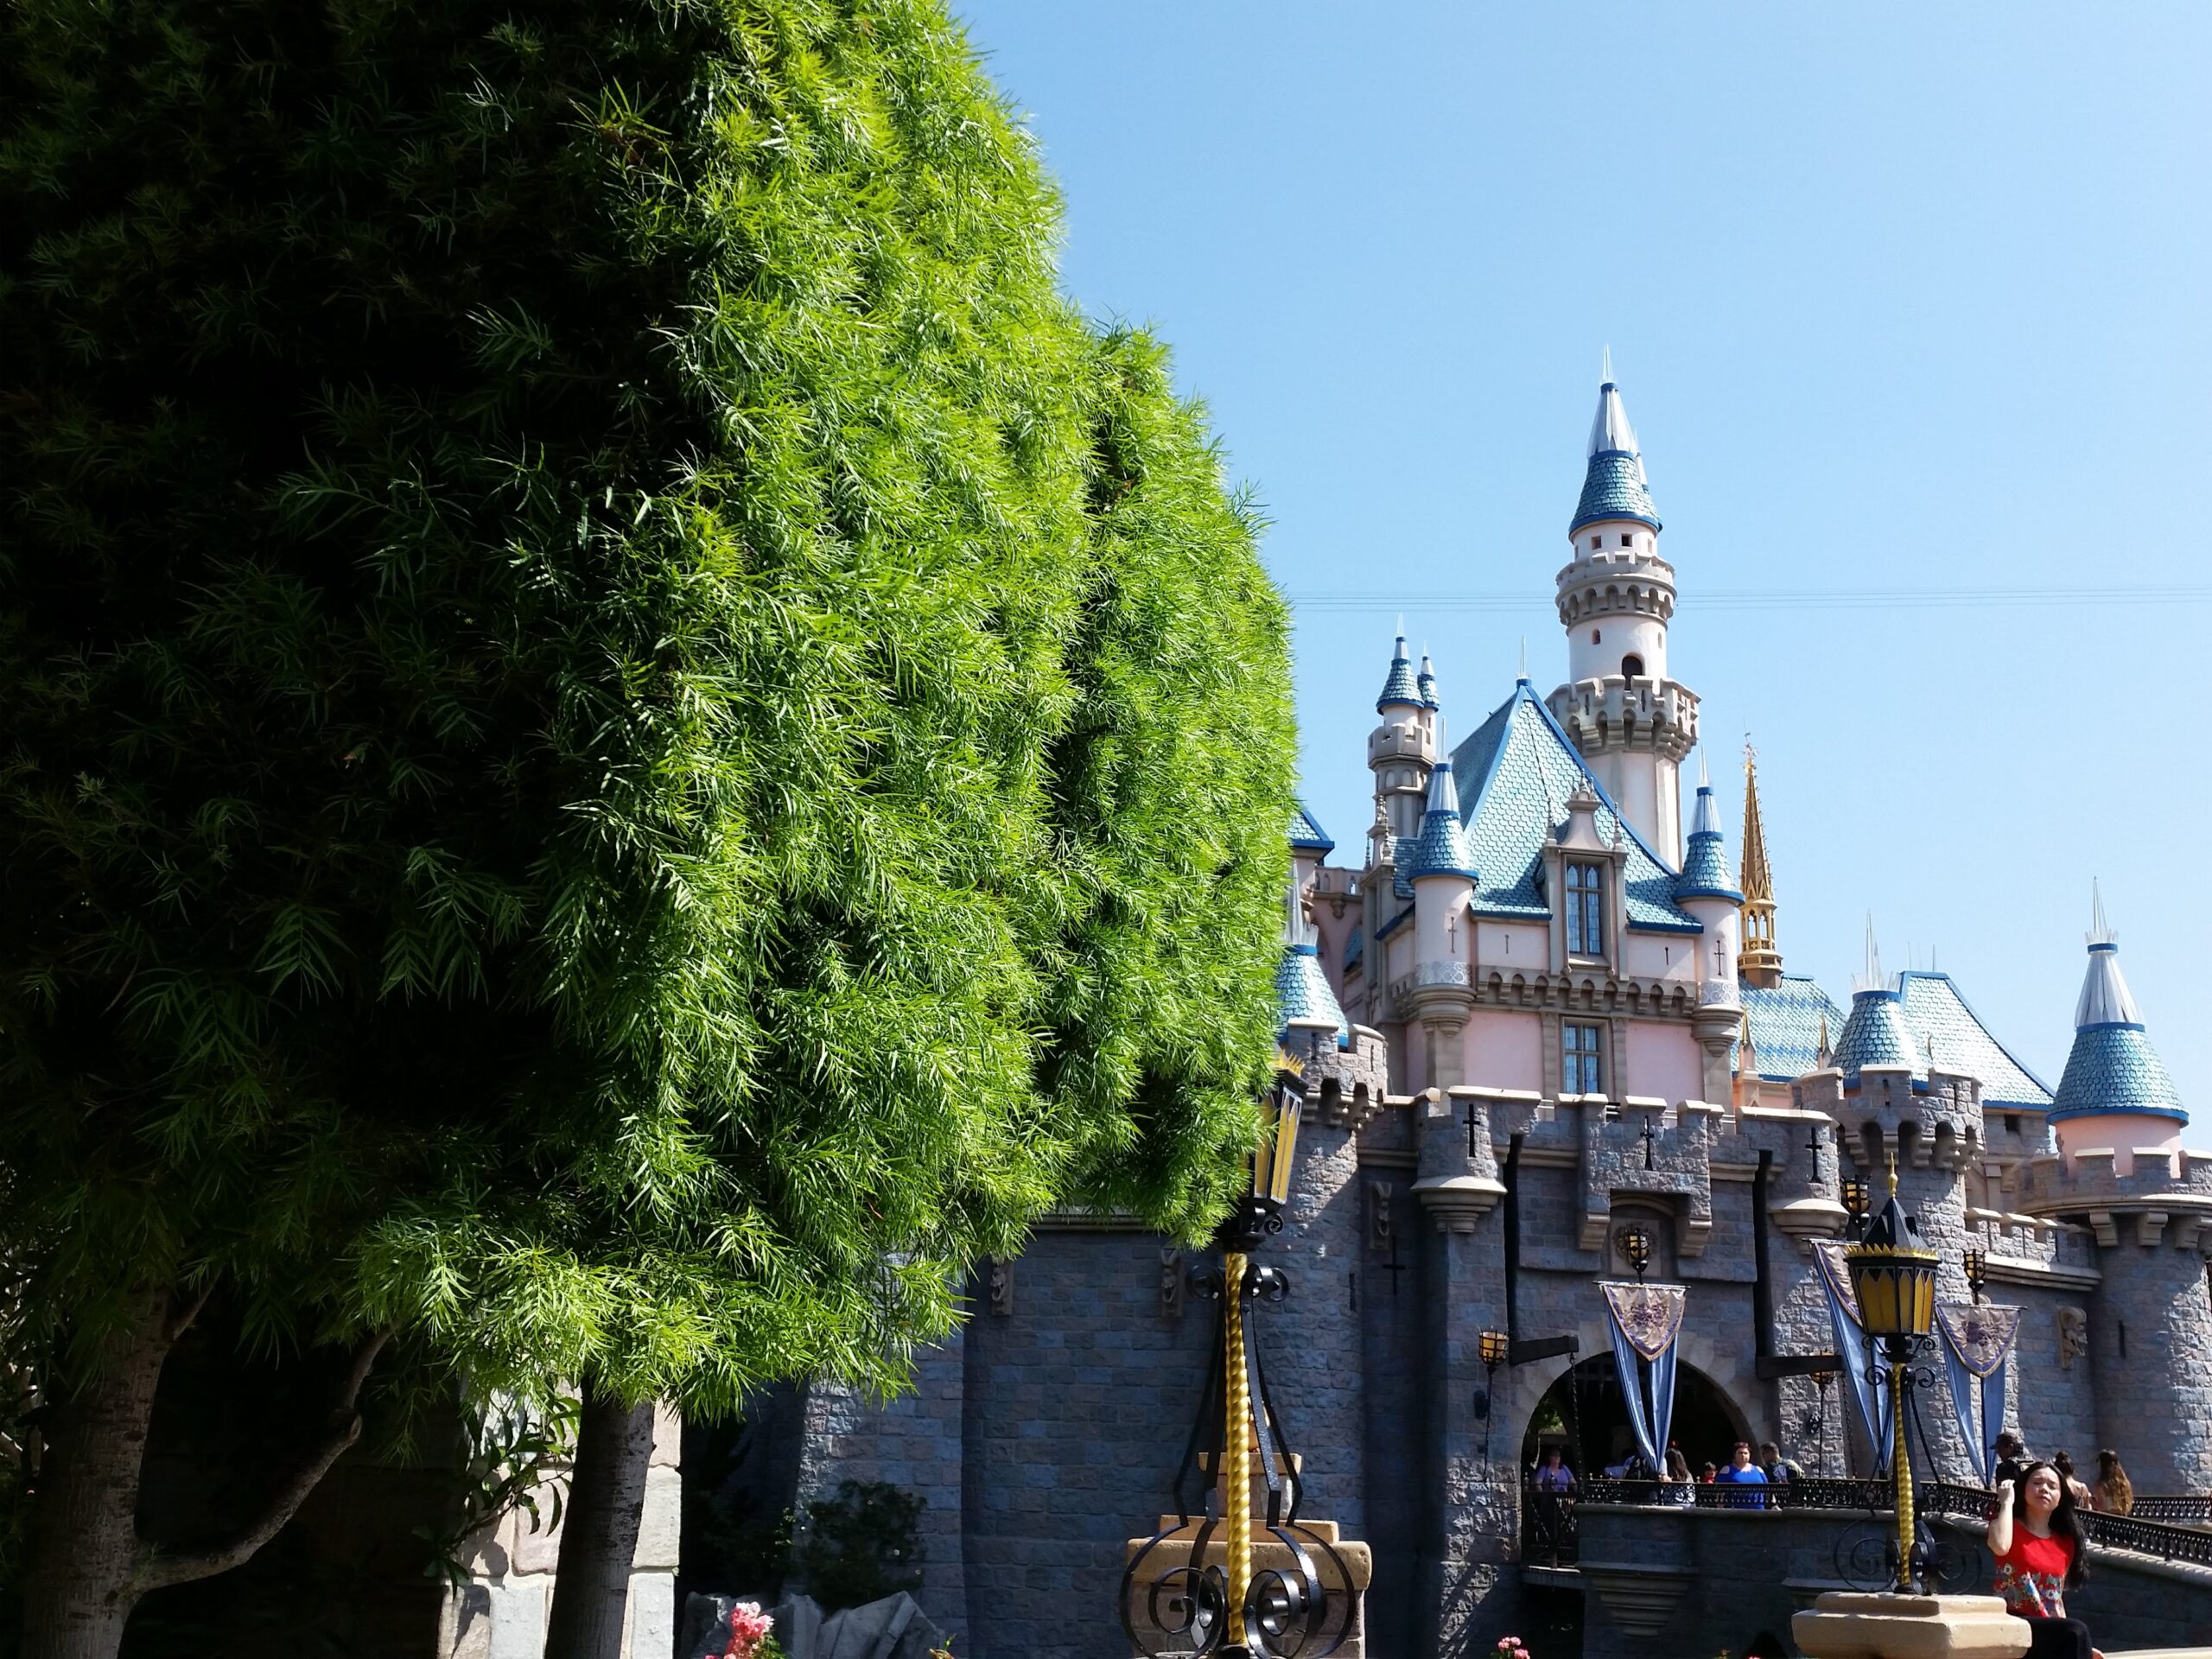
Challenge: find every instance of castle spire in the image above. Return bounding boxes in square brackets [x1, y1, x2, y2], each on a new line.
[1550, 369, 1696, 865]
[1376, 632, 1422, 712]
[2050, 888, 2184, 1127]
[1738, 741, 1783, 987]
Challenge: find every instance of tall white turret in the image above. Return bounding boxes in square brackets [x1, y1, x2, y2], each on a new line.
[1547, 374, 1700, 864]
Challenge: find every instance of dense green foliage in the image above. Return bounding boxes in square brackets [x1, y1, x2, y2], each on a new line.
[0, 0, 1294, 1427]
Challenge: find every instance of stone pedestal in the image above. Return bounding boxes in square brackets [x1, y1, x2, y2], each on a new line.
[1122, 1516, 1373, 1658]
[1791, 1592, 2031, 1659]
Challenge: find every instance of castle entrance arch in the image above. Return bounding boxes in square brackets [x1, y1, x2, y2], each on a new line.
[1520, 1353, 1751, 1482]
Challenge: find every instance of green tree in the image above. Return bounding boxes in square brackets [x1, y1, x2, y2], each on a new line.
[0, 2, 1294, 1656]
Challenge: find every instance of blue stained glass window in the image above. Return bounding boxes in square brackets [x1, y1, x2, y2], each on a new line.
[1564, 1023, 1605, 1095]
[1567, 863, 1605, 957]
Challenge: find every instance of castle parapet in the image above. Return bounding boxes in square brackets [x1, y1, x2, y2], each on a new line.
[2018, 1147, 2212, 1251]
[1287, 1022, 1392, 1134]
[1793, 1065, 1983, 1172]
[1545, 676, 1699, 762]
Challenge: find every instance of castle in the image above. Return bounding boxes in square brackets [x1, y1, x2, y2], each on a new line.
[775, 378, 2212, 1658]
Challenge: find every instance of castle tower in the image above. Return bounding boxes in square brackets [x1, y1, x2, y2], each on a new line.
[1401, 713, 1479, 1090]
[2031, 891, 2212, 1493]
[1738, 741, 1783, 988]
[1367, 633, 1435, 869]
[2049, 887, 2186, 1174]
[1547, 374, 1699, 864]
[1674, 752, 1746, 1103]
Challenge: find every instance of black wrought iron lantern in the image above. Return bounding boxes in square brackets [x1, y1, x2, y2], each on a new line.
[1618, 1223, 1655, 1282]
[1840, 1176, 1871, 1237]
[1961, 1248, 1987, 1306]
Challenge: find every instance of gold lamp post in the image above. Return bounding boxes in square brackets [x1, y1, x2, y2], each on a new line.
[1845, 1156, 1939, 1593]
[1213, 1048, 1308, 1659]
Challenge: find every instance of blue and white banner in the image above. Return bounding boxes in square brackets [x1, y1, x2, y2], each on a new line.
[1600, 1281, 1686, 1476]
[1936, 1302, 2019, 1484]
[1813, 1239, 1893, 1475]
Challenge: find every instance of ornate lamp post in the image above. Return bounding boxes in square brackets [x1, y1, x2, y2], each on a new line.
[1121, 1036, 1352, 1659]
[1845, 1158, 1939, 1593]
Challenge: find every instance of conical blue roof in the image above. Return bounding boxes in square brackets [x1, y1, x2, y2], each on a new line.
[1404, 760, 1478, 882]
[1833, 988, 1927, 1083]
[1290, 801, 1335, 854]
[1417, 652, 1440, 710]
[1570, 381, 1661, 533]
[1376, 635, 1422, 711]
[1276, 944, 1351, 1046]
[1675, 785, 1743, 902]
[2050, 912, 2185, 1124]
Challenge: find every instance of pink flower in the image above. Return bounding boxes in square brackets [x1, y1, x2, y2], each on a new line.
[725, 1601, 775, 1658]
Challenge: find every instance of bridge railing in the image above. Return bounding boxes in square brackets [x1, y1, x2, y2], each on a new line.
[1521, 1477, 2212, 1569]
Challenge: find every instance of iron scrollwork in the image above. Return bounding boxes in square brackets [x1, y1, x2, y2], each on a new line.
[1120, 1255, 1354, 1659]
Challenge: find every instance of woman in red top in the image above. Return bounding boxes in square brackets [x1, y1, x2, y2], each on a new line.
[1988, 1462, 2100, 1659]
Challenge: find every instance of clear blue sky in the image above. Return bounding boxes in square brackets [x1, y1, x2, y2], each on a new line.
[955, 1, 2211, 1136]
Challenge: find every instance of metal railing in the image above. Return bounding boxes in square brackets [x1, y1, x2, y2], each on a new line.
[1521, 1477, 2212, 1571]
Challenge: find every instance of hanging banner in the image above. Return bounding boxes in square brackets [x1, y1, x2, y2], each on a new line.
[1600, 1281, 1685, 1477]
[1936, 1303, 2020, 1484]
[1813, 1240, 1892, 1475]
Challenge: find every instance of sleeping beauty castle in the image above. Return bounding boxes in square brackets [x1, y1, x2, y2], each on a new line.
[767, 378, 2212, 1659]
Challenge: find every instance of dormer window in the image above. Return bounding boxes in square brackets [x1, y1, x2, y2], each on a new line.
[1566, 862, 1605, 957]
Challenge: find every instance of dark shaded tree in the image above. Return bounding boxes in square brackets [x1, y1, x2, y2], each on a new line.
[0, 3, 1294, 1654]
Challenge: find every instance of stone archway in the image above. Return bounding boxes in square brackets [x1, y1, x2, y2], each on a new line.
[1518, 1353, 1752, 1480]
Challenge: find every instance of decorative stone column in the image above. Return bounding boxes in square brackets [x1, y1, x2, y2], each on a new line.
[1792, 1592, 2030, 1659]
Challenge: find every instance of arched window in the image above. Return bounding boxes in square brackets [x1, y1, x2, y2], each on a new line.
[1621, 653, 1645, 678]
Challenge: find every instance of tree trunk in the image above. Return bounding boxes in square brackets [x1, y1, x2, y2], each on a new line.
[20, 1288, 173, 1659]
[543, 1383, 657, 1659]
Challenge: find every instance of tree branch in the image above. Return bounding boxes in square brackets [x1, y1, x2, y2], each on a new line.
[131, 1328, 391, 1595]
[160, 1282, 215, 1346]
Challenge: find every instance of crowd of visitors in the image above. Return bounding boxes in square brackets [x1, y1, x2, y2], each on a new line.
[1523, 1424, 2141, 1658]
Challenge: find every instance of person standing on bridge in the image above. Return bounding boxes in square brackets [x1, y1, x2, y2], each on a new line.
[1989, 1463, 2101, 1659]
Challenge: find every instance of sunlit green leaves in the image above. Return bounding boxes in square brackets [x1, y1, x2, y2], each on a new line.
[0, 0, 1294, 1421]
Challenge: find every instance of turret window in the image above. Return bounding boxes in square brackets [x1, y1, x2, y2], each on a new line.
[1564, 1022, 1605, 1095]
[1566, 863, 1605, 957]
[1620, 533, 1633, 547]
[1621, 653, 1644, 678]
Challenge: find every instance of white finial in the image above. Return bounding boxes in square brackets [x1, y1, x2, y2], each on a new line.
[1602, 344, 1614, 385]
[1283, 867, 1314, 950]
[1698, 745, 1711, 789]
[1856, 913, 1888, 995]
[2088, 878, 2116, 947]
[1518, 637, 1529, 681]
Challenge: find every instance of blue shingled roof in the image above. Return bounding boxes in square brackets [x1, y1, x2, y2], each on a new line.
[1676, 830, 1743, 903]
[1833, 988, 1926, 1082]
[1895, 972, 2054, 1109]
[1275, 942, 1351, 1045]
[1405, 802, 1479, 884]
[1290, 801, 1335, 853]
[1570, 450, 1662, 534]
[1446, 683, 1700, 932]
[1733, 976, 1847, 1082]
[1377, 645, 1422, 711]
[1418, 667, 1439, 709]
[2050, 1023, 2185, 1124]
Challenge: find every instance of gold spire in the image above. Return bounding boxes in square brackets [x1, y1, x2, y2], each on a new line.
[1739, 739, 1783, 988]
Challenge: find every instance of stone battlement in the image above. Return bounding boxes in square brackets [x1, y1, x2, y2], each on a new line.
[1546, 677, 1700, 760]
[1793, 1066, 1985, 1169]
[2019, 1146, 2212, 1219]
